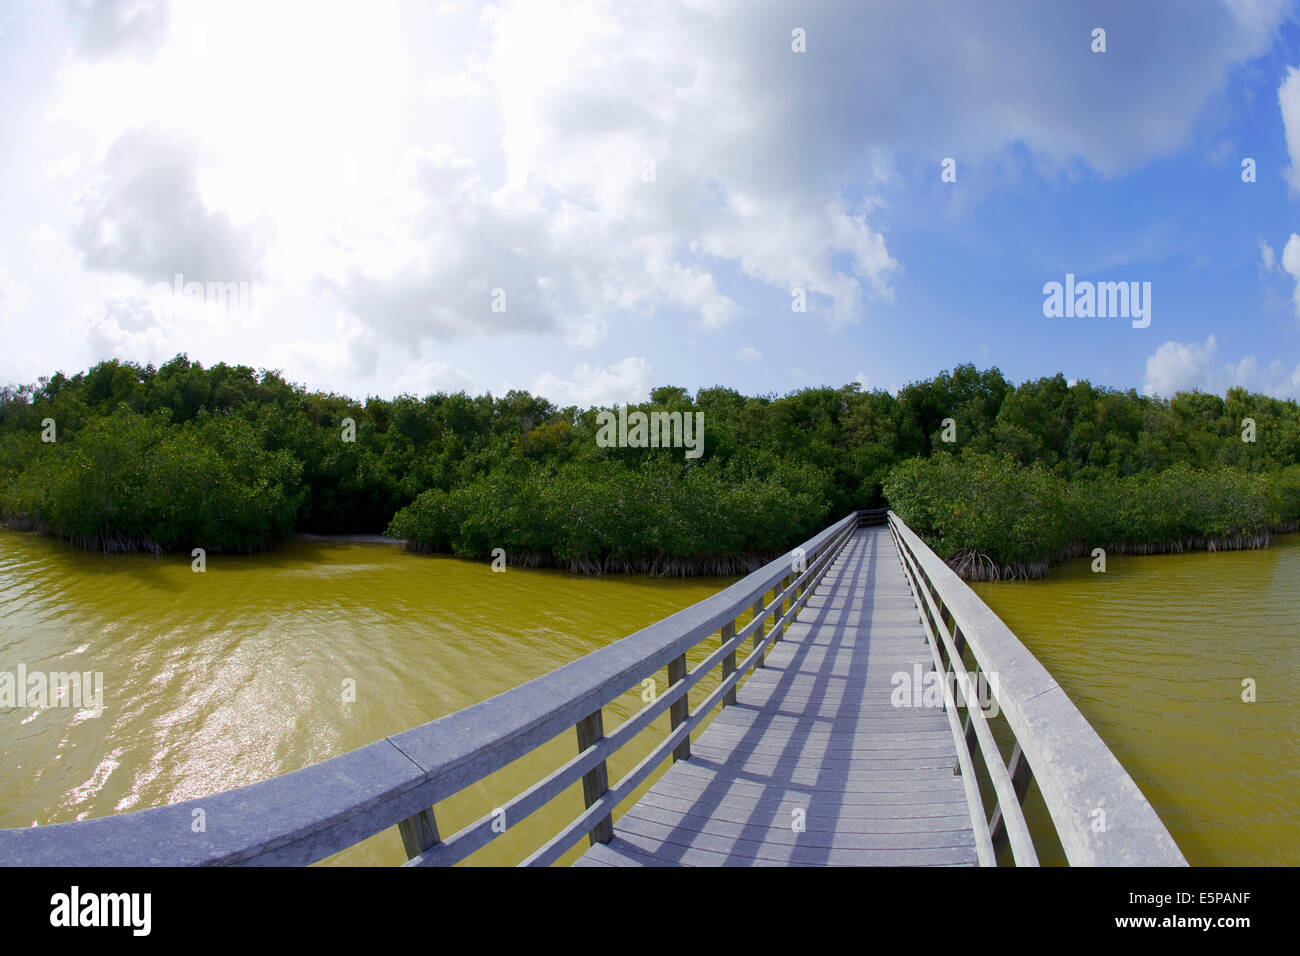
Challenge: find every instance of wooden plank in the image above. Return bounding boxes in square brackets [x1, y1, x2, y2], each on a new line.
[573, 838, 686, 867]
[635, 790, 974, 823]
[616, 808, 977, 851]
[685, 749, 962, 775]
[644, 774, 968, 807]
[609, 820, 981, 866]
[691, 733, 960, 756]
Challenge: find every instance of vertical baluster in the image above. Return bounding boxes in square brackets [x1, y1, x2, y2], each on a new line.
[397, 807, 441, 860]
[575, 709, 613, 845]
[721, 620, 737, 706]
[773, 575, 790, 644]
[668, 654, 691, 761]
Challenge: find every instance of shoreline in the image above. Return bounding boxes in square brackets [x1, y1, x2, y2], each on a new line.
[294, 533, 400, 545]
[942, 521, 1300, 582]
[395, 540, 776, 577]
[5, 514, 1297, 582]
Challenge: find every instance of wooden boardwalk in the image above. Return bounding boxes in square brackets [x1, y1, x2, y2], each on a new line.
[576, 525, 979, 867]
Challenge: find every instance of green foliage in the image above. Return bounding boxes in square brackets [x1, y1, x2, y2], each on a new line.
[1, 355, 1298, 572]
[886, 451, 1282, 576]
[883, 451, 1069, 571]
[386, 457, 832, 570]
[0, 408, 300, 552]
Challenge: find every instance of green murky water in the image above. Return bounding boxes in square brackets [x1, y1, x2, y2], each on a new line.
[0, 529, 736, 866]
[971, 534, 1300, 866]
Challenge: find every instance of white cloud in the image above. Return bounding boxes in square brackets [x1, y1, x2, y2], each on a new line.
[736, 346, 761, 363]
[1281, 233, 1300, 320]
[390, 361, 475, 397]
[532, 357, 653, 408]
[1280, 66, 1300, 195]
[0, 256, 33, 327]
[73, 127, 262, 282]
[65, 0, 170, 60]
[1143, 334, 1300, 399]
[0, 345, 44, 388]
[1, 0, 1293, 398]
[1259, 236, 1277, 273]
[854, 370, 870, 388]
[264, 311, 379, 385]
[326, 0, 1282, 346]
[1143, 336, 1220, 396]
[81, 295, 175, 365]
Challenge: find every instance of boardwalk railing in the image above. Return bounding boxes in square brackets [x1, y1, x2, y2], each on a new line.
[885, 511, 1186, 866]
[0, 510, 869, 867]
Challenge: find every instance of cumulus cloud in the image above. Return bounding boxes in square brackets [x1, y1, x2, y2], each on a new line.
[4, 0, 1292, 395]
[1259, 236, 1277, 273]
[83, 296, 174, 364]
[329, 142, 744, 349]
[327, 0, 1283, 350]
[1280, 65, 1300, 195]
[531, 357, 653, 408]
[1144, 336, 1221, 396]
[65, 0, 169, 59]
[265, 310, 379, 385]
[0, 344, 44, 389]
[736, 346, 761, 363]
[390, 361, 476, 397]
[73, 127, 262, 283]
[1281, 233, 1300, 320]
[0, 257, 33, 327]
[1143, 334, 1300, 399]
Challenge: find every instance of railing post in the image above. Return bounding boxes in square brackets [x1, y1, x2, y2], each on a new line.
[668, 654, 691, 761]
[576, 709, 614, 845]
[397, 808, 441, 860]
[721, 620, 737, 706]
[752, 598, 766, 668]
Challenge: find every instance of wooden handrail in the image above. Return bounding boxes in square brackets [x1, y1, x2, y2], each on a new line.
[885, 511, 1187, 866]
[0, 511, 863, 866]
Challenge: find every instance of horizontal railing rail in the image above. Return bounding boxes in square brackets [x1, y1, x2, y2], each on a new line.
[885, 511, 1186, 866]
[0, 511, 864, 867]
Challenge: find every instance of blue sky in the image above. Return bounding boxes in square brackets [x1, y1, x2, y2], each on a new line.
[1, 0, 1299, 405]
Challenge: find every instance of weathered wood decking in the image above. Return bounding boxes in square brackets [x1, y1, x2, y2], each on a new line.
[576, 525, 979, 866]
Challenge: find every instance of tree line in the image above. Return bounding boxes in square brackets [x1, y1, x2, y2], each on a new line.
[0, 356, 1296, 576]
